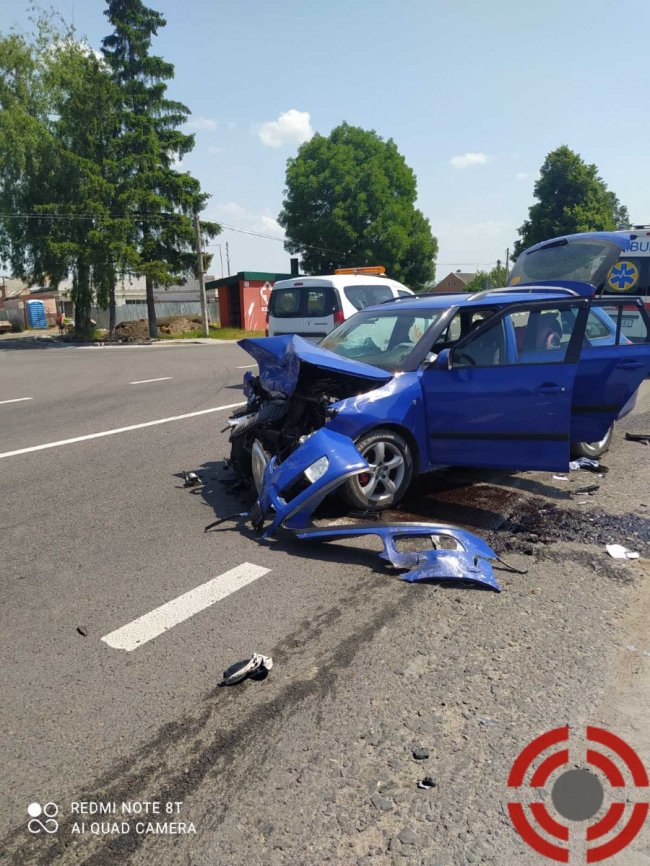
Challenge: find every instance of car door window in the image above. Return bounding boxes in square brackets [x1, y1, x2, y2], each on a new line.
[454, 317, 507, 367]
[454, 304, 584, 367]
[595, 301, 650, 345]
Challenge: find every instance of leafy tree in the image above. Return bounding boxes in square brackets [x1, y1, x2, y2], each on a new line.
[278, 122, 437, 289]
[463, 262, 508, 293]
[0, 21, 123, 335]
[514, 145, 628, 257]
[101, 0, 219, 337]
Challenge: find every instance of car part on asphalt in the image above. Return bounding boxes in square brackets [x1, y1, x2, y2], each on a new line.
[222, 653, 273, 685]
[605, 544, 639, 560]
[182, 471, 202, 488]
[569, 457, 603, 472]
[291, 522, 503, 591]
[625, 431, 650, 445]
[417, 776, 437, 790]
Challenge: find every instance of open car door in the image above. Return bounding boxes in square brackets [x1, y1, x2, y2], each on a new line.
[571, 298, 650, 443]
[422, 298, 590, 472]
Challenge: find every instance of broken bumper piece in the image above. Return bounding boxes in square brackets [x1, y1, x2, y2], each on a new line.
[252, 428, 369, 537]
[292, 523, 501, 591]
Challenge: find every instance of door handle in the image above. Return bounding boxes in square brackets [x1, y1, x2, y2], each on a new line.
[616, 360, 643, 370]
[535, 383, 566, 395]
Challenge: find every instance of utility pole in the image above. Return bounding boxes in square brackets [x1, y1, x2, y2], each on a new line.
[194, 213, 210, 337]
[225, 242, 231, 276]
[505, 247, 510, 278]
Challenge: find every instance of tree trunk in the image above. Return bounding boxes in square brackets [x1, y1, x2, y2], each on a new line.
[74, 258, 93, 337]
[109, 282, 116, 338]
[146, 275, 157, 338]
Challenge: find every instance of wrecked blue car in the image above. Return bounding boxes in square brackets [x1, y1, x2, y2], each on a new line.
[227, 232, 650, 511]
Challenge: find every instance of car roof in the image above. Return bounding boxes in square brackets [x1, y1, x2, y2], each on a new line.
[272, 274, 411, 290]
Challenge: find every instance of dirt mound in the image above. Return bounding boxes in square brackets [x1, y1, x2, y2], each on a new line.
[112, 315, 204, 342]
[157, 315, 203, 335]
[113, 319, 151, 342]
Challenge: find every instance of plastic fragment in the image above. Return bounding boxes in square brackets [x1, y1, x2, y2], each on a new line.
[606, 544, 640, 560]
[222, 653, 273, 686]
[417, 777, 437, 790]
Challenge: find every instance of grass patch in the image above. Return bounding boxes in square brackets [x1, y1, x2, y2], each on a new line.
[159, 325, 264, 340]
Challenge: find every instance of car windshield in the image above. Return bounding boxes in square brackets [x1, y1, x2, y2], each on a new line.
[507, 238, 621, 289]
[320, 309, 443, 370]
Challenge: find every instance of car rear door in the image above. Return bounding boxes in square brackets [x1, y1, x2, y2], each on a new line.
[421, 299, 589, 472]
[302, 286, 337, 339]
[268, 287, 305, 336]
[570, 298, 650, 443]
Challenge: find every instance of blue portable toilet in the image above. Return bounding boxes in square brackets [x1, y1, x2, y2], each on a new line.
[26, 300, 48, 329]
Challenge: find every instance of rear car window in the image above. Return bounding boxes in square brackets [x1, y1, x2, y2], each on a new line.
[306, 289, 335, 316]
[344, 284, 394, 310]
[269, 289, 302, 318]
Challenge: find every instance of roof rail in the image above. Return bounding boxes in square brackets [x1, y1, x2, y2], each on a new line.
[378, 291, 467, 304]
[468, 286, 580, 301]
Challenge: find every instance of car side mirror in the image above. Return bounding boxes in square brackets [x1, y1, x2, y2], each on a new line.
[435, 348, 452, 370]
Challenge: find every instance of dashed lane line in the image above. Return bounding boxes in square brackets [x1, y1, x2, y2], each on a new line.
[102, 563, 271, 651]
[0, 397, 33, 405]
[0, 402, 244, 460]
[130, 376, 173, 385]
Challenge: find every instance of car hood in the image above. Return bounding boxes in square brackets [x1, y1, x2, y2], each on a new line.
[239, 334, 392, 397]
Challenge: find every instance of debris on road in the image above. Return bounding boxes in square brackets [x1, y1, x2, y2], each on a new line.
[606, 544, 640, 560]
[182, 471, 202, 488]
[417, 776, 437, 790]
[552, 474, 569, 481]
[625, 431, 650, 445]
[293, 523, 502, 591]
[575, 484, 600, 495]
[412, 747, 430, 760]
[76, 626, 88, 637]
[222, 653, 273, 686]
[569, 457, 602, 471]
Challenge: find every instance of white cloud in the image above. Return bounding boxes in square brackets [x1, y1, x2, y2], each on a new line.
[207, 146, 225, 156]
[515, 171, 529, 180]
[188, 116, 218, 130]
[259, 109, 314, 148]
[450, 152, 489, 169]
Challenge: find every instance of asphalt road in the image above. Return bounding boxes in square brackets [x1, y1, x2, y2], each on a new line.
[1, 339, 649, 866]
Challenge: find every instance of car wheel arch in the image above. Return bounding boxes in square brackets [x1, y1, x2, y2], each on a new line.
[353, 422, 421, 475]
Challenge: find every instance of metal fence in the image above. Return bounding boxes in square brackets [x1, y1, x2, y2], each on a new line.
[91, 302, 220, 329]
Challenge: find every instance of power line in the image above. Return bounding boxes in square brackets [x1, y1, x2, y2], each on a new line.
[0, 211, 501, 265]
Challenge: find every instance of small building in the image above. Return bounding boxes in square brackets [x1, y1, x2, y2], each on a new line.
[0, 279, 59, 328]
[206, 272, 293, 331]
[433, 271, 476, 293]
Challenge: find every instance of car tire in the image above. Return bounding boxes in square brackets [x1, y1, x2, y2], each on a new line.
[571, 424, 613, 459]
[342, 429, 414, 511]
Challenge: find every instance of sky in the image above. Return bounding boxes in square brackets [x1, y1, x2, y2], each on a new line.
[1, 0, 649, 282]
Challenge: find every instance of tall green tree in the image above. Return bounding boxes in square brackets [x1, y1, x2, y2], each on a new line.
[514, 145, 629, 257]
[101, 0, 219, 338]
[278, 122, 437, 289]
[0, 21, 123, 335]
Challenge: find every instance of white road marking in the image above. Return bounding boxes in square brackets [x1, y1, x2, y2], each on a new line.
[130, 376, 172, 385]
[102, 563, 271, 651]
[0, 397, 33, 405]
[0, 402, 245, 460]
[236, 364, 257, 369]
